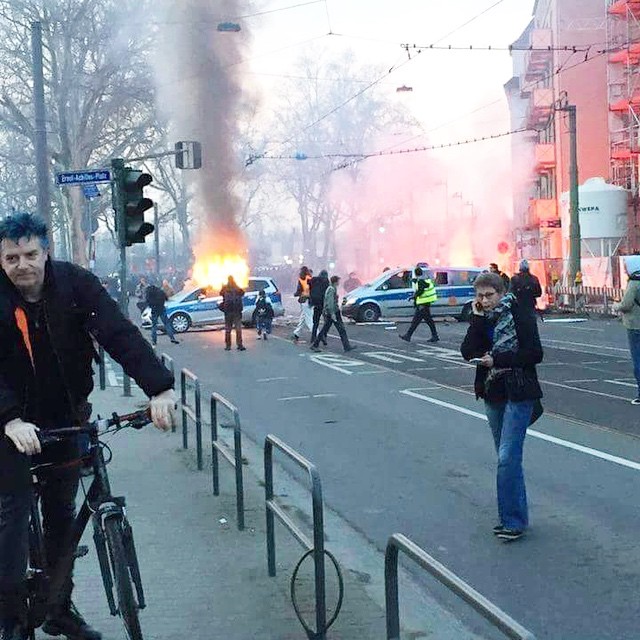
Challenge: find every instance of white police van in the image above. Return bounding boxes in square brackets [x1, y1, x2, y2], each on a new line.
[341, 266, 482, 323]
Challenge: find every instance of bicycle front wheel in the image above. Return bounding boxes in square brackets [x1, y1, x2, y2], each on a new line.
[104, 516, 143, 640]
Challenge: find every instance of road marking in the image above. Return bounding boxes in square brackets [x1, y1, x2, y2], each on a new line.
[257, 377, 290, 382]
[108, 371, 117, 387]
[605, 380, 636, 388]
[309, 353, 366, 375]
[407, 367, 439, 372]
[278, 394, 337, 401]
[563, 379, 600, 384]
[362, 351, 424, 363]
[542, 338, 627, 354]
[399, 389, 640, 472]
[541, 379, 630, 401]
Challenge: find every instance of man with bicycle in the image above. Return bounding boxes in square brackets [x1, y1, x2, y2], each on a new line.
[0, 213, 177, 640]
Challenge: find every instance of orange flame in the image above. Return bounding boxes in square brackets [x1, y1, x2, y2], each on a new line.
[192, 254, 250, 291]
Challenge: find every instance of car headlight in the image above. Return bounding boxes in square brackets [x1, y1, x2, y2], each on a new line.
[344, 297, 357, 306]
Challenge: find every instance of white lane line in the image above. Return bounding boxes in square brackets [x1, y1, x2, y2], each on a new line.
[407, 367, 439, 372]
[309, 355, 355, 375]
[399, 389, 640, 472]
[363, 351, 424, 363]
[563, 379, 600, 384]
[542, 339, 627, 354]
[606, 380, 637, 388]
[356, 370, 389, 375]
[108, 371, 118, 387]
[257, 377, 290, 382]
[542, 379, 629, 401]
[278, 394, 337, 401]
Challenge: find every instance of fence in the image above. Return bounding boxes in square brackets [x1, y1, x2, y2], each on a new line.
[210, 392, 245, 531]
[161, 353, 176, 432]
[180, 369, 203, 470]
[546, 285, 623, 315]
[385, 534, 536, 640]
[98, 345, 106, 391]
[264, 435, 328, 639]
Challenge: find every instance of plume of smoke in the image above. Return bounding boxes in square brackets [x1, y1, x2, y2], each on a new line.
[154, 0, 250, 255]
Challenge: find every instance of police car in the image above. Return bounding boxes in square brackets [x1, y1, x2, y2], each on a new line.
[341, 266, 482, 323]
[141, 276, 284, 333]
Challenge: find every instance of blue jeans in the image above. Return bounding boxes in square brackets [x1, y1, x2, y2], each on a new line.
[484, 400, 534, 531]
[627, 329, 640, 397]
[151, 309, 176, 344]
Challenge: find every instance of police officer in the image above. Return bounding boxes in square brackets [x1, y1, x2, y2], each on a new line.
[400, 266, 439, 343]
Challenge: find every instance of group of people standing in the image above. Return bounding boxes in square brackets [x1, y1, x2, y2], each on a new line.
[291, 266, 355, 352]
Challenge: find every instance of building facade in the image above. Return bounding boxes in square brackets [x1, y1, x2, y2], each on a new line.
[506, 0, 619, 285]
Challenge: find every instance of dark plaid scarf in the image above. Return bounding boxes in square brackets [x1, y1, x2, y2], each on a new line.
[486, 293, 518, 355]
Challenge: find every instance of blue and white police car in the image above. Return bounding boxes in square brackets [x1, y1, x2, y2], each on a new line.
[341, 266, 482, 323]
[141, 276, 284, 333]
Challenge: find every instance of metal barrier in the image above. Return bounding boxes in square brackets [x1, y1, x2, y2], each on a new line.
[161, 353, 176, 433]
[98, 345, 106, 391]
[264, 435, 327, 639]
[210, 392, 245, 531]
[180, 369, 203, 470]
[546, 285, 623, 315]
[385, 534, 536, 640]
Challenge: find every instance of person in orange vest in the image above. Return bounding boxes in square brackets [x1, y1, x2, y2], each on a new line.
[291, 266, 313, 343]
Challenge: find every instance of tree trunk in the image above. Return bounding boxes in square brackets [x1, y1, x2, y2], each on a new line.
[68, 187, 88, 266]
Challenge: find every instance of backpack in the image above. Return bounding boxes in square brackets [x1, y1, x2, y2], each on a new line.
[145, 285, 166, 311]
[309, 277, 329, 307]
[221, 287, 244, 314]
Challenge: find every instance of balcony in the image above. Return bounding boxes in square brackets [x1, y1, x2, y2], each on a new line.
[608, 0, 640, 18]
[534, 144, 556, 172]
[524, 30, 553, 82]
[528, 198, 558, 227]
[526, 88, 554, 129]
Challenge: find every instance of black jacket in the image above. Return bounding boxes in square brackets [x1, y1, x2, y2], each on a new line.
[460, 301, 543, 402]
[309, 275, 329, 308]
[510, 272, 542, 312]
[0, 260, 174, 491]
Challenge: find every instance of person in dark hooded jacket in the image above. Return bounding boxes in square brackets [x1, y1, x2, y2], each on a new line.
[461, 271, 543, 543]
[510, 260, 542, 316]
[308, 269, 329, 345]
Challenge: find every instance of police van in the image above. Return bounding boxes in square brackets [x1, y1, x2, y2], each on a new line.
[341, 266, 482, 323]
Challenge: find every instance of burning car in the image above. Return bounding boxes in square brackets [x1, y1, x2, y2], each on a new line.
[141, 276, 284, 333]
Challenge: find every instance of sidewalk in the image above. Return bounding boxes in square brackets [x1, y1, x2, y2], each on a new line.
[37, 384, 386, 640]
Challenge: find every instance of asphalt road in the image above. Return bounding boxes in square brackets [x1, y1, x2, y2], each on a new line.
[129, 313, 640, 640]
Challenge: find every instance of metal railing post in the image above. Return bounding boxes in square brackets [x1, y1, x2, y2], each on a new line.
[385, 534, 536, 640]
[160, 354, 176, 432]
[263, 435, 328, 638]
[98, 345, 106, 391]
[194, 380, 202, 470]
[210, 393, 245, 530]
[180, 370, 188, 449]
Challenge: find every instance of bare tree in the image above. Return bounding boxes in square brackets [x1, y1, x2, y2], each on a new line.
[0, 0, 159, 265]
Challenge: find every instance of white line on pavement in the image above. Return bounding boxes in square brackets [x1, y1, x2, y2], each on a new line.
[363, 351, 424, 363]
[605, 380, 637, 388]
[399, 389, 640, 472]
[278, 394, 337, 401]
[257, 377, 290, 382]
[542, 379, 629, 401]
[563, 379, 600, 384]
[542, 338, 627, 353]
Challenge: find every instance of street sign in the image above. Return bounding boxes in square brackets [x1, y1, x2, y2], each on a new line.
[55, 169, 111, 186]
[82, 184, 100, 199]
[175, 141, 202, 170]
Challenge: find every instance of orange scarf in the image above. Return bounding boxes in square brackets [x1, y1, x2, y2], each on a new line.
[14, 307, 34, 369]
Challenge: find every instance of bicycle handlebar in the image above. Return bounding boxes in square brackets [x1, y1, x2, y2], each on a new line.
[38, 408, 151, 446]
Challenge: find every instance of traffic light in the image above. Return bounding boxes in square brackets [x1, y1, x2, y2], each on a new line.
[120, 168, 154, 246]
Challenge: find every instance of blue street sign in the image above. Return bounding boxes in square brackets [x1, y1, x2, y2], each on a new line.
[82, 184, 100, 199]
[55, 169, 111, 186]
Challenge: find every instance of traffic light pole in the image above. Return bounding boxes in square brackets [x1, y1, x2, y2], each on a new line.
[154, 203, 160, 278]
[111, 158, 132, 397]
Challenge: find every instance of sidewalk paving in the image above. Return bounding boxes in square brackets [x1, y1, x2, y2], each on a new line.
[36, 384, 386, 640]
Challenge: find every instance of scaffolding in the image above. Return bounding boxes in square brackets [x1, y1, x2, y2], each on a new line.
[607, 0, 640, 192]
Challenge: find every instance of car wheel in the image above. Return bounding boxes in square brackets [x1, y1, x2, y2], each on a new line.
[456, 303, 472, 322]
[358, 303, 380, 323]
[170, 312, 191, 333]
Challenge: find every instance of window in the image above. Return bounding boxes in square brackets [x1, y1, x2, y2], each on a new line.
[183, 289, 204, 302]
[381, 271, 411, 290]
[248, 279, 269, 293]
[434, 272, 448, 286]
[449, 271, 479, 286]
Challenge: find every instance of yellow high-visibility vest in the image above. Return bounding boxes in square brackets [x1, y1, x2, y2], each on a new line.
[413, 278, 437, 305]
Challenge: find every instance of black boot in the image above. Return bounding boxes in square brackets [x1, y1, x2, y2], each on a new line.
[42, 602, 101, 640]
[0, 586, 27, 640]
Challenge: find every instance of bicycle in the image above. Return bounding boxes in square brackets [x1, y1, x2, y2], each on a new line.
[26, 409, 152, 640]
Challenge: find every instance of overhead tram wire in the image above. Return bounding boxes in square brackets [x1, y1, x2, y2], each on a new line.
[260, 0, 515, 157]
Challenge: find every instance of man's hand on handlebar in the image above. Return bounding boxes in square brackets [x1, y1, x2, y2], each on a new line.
[149, 389, 177, 432]
[4, 419, 41, 455]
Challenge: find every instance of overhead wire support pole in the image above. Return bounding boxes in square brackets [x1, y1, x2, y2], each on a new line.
[31, 22, 53, 251]
[557, 104, 580, 283]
